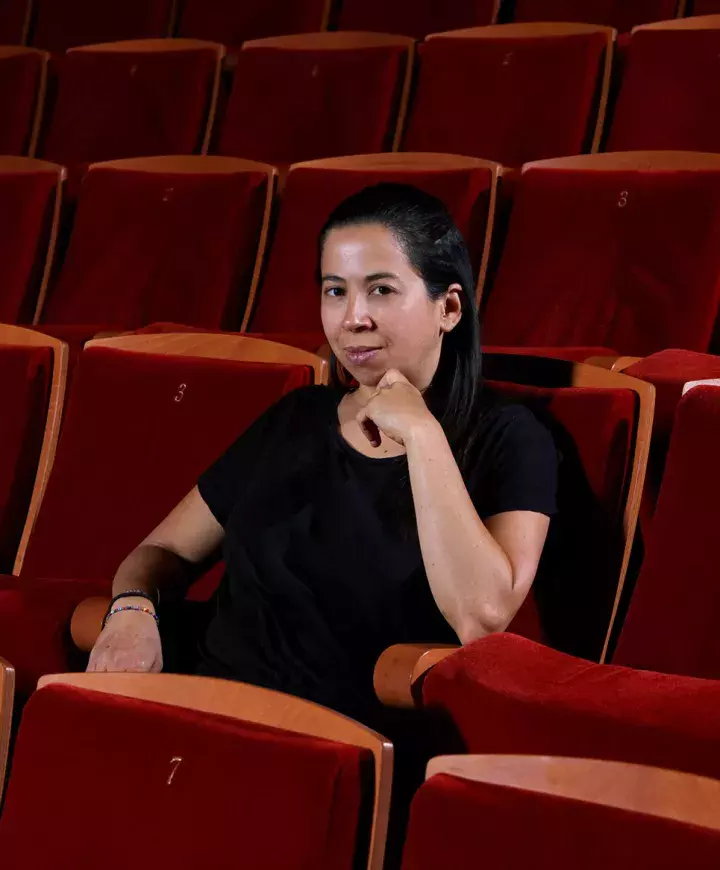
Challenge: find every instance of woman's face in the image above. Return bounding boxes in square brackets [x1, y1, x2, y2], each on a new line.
[320, 223, 462, 391]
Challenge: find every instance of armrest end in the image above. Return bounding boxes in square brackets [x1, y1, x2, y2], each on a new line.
[374, 643, 459, 709]
[70, 597, 110, 652]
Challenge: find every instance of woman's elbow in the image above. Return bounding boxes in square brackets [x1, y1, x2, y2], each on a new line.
[456, 602, 512, 645]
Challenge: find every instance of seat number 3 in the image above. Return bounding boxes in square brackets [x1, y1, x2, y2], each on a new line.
[618, 190, 629, 208]
[174, 383, 187, 403]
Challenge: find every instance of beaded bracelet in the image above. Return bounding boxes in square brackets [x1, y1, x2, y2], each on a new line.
[102, 605, 159, 630]
[110, 588, 159, 608]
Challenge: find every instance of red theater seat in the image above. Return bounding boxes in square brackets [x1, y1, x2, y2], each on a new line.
[29, 0, 175, 54]
[38, 156, 276, 333]
[248, 152, 502, 334]
[38, 40, 225, 194]
[218, 33, 414, 172]
[0, 157, 63, 325]
[0, 0, 30, 43]
[402, 756, 720, 870]
[0, 327, 66, 577]
[0, 47, 48, 157]
[692, 0, 720, 12]
[511, 0, 680, 33]
[177, 0, 332, 53]
[608, 17, 720, 153]
[402, 23, 614, 167]
[338, 0, 500, 40]
[483, 152, 720, 355]
[0, 673, 392, 870]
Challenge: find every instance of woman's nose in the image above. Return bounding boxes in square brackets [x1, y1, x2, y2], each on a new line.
[342, 293, 373, 331]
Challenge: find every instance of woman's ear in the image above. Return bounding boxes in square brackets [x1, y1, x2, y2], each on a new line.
[440, 284, 464, 333]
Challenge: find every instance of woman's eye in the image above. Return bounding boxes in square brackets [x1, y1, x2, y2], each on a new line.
[371, 285, 395, 296]
[324, 286, 345, 297]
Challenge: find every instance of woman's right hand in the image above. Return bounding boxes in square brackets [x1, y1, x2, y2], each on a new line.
[87, 609, 163, 673]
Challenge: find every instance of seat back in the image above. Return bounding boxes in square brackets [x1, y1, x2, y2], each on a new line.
[41, 156, 276, 330]
[692, 0, 720, 12]
[40, 39, 224, 171]
[0, 0, 30, 43]
[20, 335, 322, 584]
[402, 756, 720, 870]
[614, 385, 720, 677]
[249, 153, 502, 333]
[29, 0, 175, 53]
[0, 47, 47, 157]
[608, 17, 720, 152]
[219, 33, 414, 170]
[511, 0, 681, 32]
[0, 674, 392, 870]
[338, 0, 500, 40]
[177, 0, 332, 48]
[483, 353, 653, 661]
[0, 157, 63, 325]
[402, 23, 614, 167]
[483, 152, 720, 355]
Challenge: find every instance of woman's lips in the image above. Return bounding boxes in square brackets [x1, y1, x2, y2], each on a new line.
[344, 347, 382, 365]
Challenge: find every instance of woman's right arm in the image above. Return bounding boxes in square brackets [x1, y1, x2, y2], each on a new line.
[87, 487, 225, 673]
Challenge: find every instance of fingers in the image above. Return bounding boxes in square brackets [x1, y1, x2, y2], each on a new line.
[377, 368, 408, 390]
[358, 411, 382, 448]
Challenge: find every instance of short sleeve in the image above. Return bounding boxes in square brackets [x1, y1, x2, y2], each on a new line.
[470, 404, 559, 520]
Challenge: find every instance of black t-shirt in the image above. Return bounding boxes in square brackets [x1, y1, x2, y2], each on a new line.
[197, 385, 558, 722]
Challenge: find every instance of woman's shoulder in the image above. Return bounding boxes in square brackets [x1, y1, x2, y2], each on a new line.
[476, 393, 555, 448]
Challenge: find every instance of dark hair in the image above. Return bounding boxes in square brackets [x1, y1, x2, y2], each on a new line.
[319, 182, 483, 471]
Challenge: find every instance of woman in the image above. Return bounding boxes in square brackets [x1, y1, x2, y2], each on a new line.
[88, 183, 558, 724]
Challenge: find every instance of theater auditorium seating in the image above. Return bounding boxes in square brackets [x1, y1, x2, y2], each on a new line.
[0, 47, 48, 157]
[28, 0, 175, 54]
[401, 23, 614, 168]
[247, 153, 503, 334]
[37, 156, 276, 334]
[0, 670, 392, 870]
[511, 0, 681, 32]
[337, 0, 500, 40]
[608, 16, 720, 153]
[217, 33, 414, 173]
[482, 152, 720, 356]
[0, 157, 63, 325]
[401, 756, 720, 870]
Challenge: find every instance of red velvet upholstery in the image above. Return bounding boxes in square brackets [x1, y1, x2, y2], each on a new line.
[485, 345, 617, 361]
[692, 0, 720, 12]
[0, 0, 29, 43]
[0, 347, 52, 574]
[41, 160, 272, 331]
[402, 770, 720, 870]
[613, 386, 720, 678]
[0, 162, 59, 324]
[422, 633, 720, 780]
[39, 44, 220, 183]
[21, 347, 312, 583]
[252, 158, 496, 333]
[608, 23, 720, 152]
[178, 0, 329, 51]
[402, 28, 609, 166]
[338, 0, 498, 40]
[219, 36, 411, 167]
[0, 684, 368, 869]
[30, 0, 174, 53]
[135, 323, 329, 353]
[511, 0, 678, 32]
[483, 159, 720, 355]
[0, 49, 45, 156]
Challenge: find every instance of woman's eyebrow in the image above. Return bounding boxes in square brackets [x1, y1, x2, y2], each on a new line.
[365, 272, 400, 282]
[321, 274, 346, 283]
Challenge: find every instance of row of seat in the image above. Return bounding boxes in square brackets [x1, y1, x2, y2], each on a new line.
[4, 150, 720, 358]
[3, 18, 720, 170]
[2, 0, 720, 50]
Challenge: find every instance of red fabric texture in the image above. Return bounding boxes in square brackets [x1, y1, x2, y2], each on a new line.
[338, 0, 498, 40]
[0, 684, 369, 869]
[0, 347, 52, 574]
[21, 347, 312, 582]
[613, 386, 720, 678]
[135, 323, 329, 352]
[178, 0, 329, 49]
[485, 345, 617, 360]
[692, 0, 720, 12]
[253, 162, 495, 333]
[423, 633, 720, 780]
[511, 0, 678, 32]
[402, 31, 608, 167]
[483, 163, 720, 355]
[41, 162, 271, 330]
[39, 47, 218, 173]
[29, 0, 174, 53]
[489, 373, 635, 659]
[0, 165, 58, 324]
[0, 0, 28, 43]
[219, 39, 410, 166]
[402, 771, 720, 870]
[608, 26, 720, 152]
[0, 50, 44, 156]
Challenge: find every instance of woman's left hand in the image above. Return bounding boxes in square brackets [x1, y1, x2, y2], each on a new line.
[356, 369, 438, 448]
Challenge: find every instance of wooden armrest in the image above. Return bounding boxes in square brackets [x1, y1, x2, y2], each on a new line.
[70, 596, 111, 652]
[373, 643, 459, 709]
[0, 657, 14, 805]
[586, 355, 643, 372]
